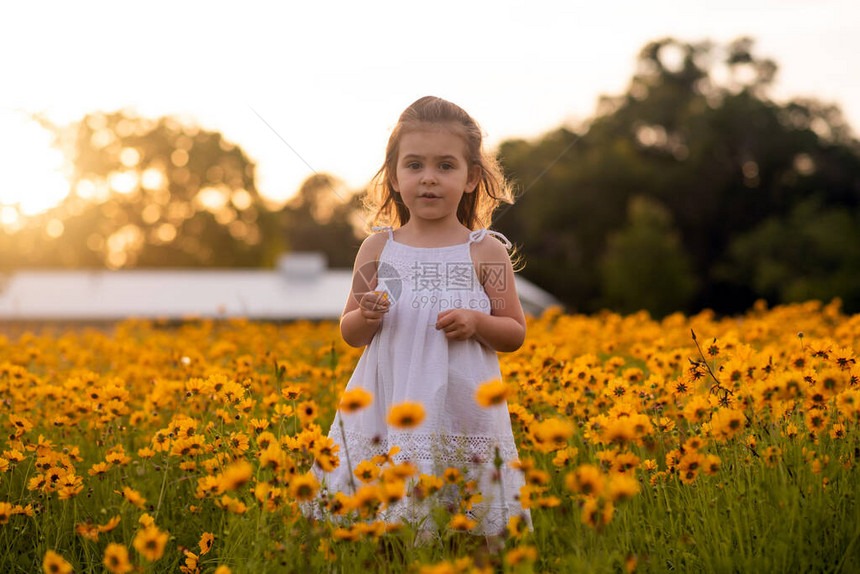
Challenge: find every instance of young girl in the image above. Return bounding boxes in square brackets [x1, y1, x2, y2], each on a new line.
[312, 96, 531, 539]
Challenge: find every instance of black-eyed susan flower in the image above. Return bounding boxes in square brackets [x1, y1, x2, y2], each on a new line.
[710, 408, 745, 440]
[565, 464, 604, 497]
[289, 472, 319, 502]
[443, 467, 462, 484]
[179, 550, 199, 574]
[354, 460, 380, 483]
[448, 513, 477, 531]
[98, 515, 121, 533]
[581, 496, 614, 529]
[387, 402, 425, 429]
[297, 400, 319, 426]
[103, 543, 132, 574]
[529, 418, 574, 453]
[133, 524, 169, 562]
[216, 494, 248, 514]
[505, 545, 537, 566]
[281, 385, 303, 401]
[381, 461, 417, 482]
[117, 486, 146, 509]
[475, 379, 512, 408]
[350, 485, 382, 519]
[703, 454, 721, 475]
[607, 473, 640, 502]
[371, 445, 401, 466]
[380, 479, 406, 506]
[42, 550, 73, 574]
[88, 462, 112, 477]
[507, 514, 529, 541]
[339, 388, 373, 413]
[611, 451, 641, 474]
[0, 502, 14, 525]
[218, 460, 253, 492]
[414, 474, 444, 499]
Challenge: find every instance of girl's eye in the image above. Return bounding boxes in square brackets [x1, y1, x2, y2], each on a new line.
[407, 162, 421, 170]
[440, 163, 454, 170]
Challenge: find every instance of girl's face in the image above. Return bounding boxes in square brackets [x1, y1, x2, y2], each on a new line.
[392, 125, 480, 225]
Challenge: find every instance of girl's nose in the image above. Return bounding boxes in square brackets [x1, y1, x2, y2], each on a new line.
[420, 172, 437, 185]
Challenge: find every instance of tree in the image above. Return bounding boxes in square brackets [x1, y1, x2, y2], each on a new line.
[495, 36, 860, 314]
[2, 110, 285, 270]
[600, 196, 698, 317]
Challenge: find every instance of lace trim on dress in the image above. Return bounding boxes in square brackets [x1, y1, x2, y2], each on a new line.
[333, 427, 520, 466]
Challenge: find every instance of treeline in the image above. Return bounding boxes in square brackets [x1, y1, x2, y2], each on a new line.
[3, 37, 859, 316]
[493, 37, 860, 315]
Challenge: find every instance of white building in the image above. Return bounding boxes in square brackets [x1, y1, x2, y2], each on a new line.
[0, 253, 561, 322]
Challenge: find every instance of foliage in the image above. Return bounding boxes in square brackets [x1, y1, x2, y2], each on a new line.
[600, 195, 698, 316]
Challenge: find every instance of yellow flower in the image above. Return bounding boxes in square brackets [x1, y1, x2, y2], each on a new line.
[117, 486, 146, 509]
[607, 473, 640, 502]
[505, 546, 537, 566]
[103, 543, 132, 574]
[507, 514, 529, 541]
[581, 496, 614, 529]
[709, 408, 745, 440]
[289, 472, 320, 502]
[443, 467, 462, 484]
[339, 388, 373, 413]
[218, 460, 253, 492]
[380, 479, 406, 506]
[350, 485, 382, 518]
[529, 418, 573, 453]
[214, 566, 233, 574]
[475, 379, 512, 408]
[199, 532, 214, 555]
[0, 502, 15, 525]
[297, 400, 319, 426]
[216, 495, 248, 514]
[703, 454, 721, 476]
[387, 402, 426, 428]
[565, 464, 604, 496]
[42, 550, 73, 574]
[449, 513, 477, 531]
[354, 460, 380, 483]
[133, 524, 169, 562]
[88, 462, 112, 477]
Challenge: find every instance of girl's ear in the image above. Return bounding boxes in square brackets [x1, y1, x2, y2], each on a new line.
[391, 174, 399, 193]
[465, 164, 481, 193]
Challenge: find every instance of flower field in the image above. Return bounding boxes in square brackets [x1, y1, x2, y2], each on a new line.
[1, 300, 859, 573]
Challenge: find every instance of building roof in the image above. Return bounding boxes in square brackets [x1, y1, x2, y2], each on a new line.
[0, 254, 561, 321]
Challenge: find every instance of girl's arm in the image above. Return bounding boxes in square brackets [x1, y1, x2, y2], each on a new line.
[472, 238, 526, 352]
[340, 233, 389, 348]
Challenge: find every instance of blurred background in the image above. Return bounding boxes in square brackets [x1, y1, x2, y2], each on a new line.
[1, 0, 859, 320]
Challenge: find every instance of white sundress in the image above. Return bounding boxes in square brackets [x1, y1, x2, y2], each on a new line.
[311, 226, 531, 536]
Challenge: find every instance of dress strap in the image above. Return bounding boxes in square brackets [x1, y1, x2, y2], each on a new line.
[468, 228, 512, 249]
[371, 226, 394, 241]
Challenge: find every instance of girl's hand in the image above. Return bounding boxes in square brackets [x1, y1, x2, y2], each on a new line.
[435, 309, 479, 341]
[358, 291, 390, 327]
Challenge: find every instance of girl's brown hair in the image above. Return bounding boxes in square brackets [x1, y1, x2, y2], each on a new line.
[362, 96, 516, 233]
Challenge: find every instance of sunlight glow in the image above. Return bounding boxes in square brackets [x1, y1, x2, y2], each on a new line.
[0, 111, 71, 219]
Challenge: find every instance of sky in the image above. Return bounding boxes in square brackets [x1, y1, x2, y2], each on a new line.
[0, 0, 857, 216]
